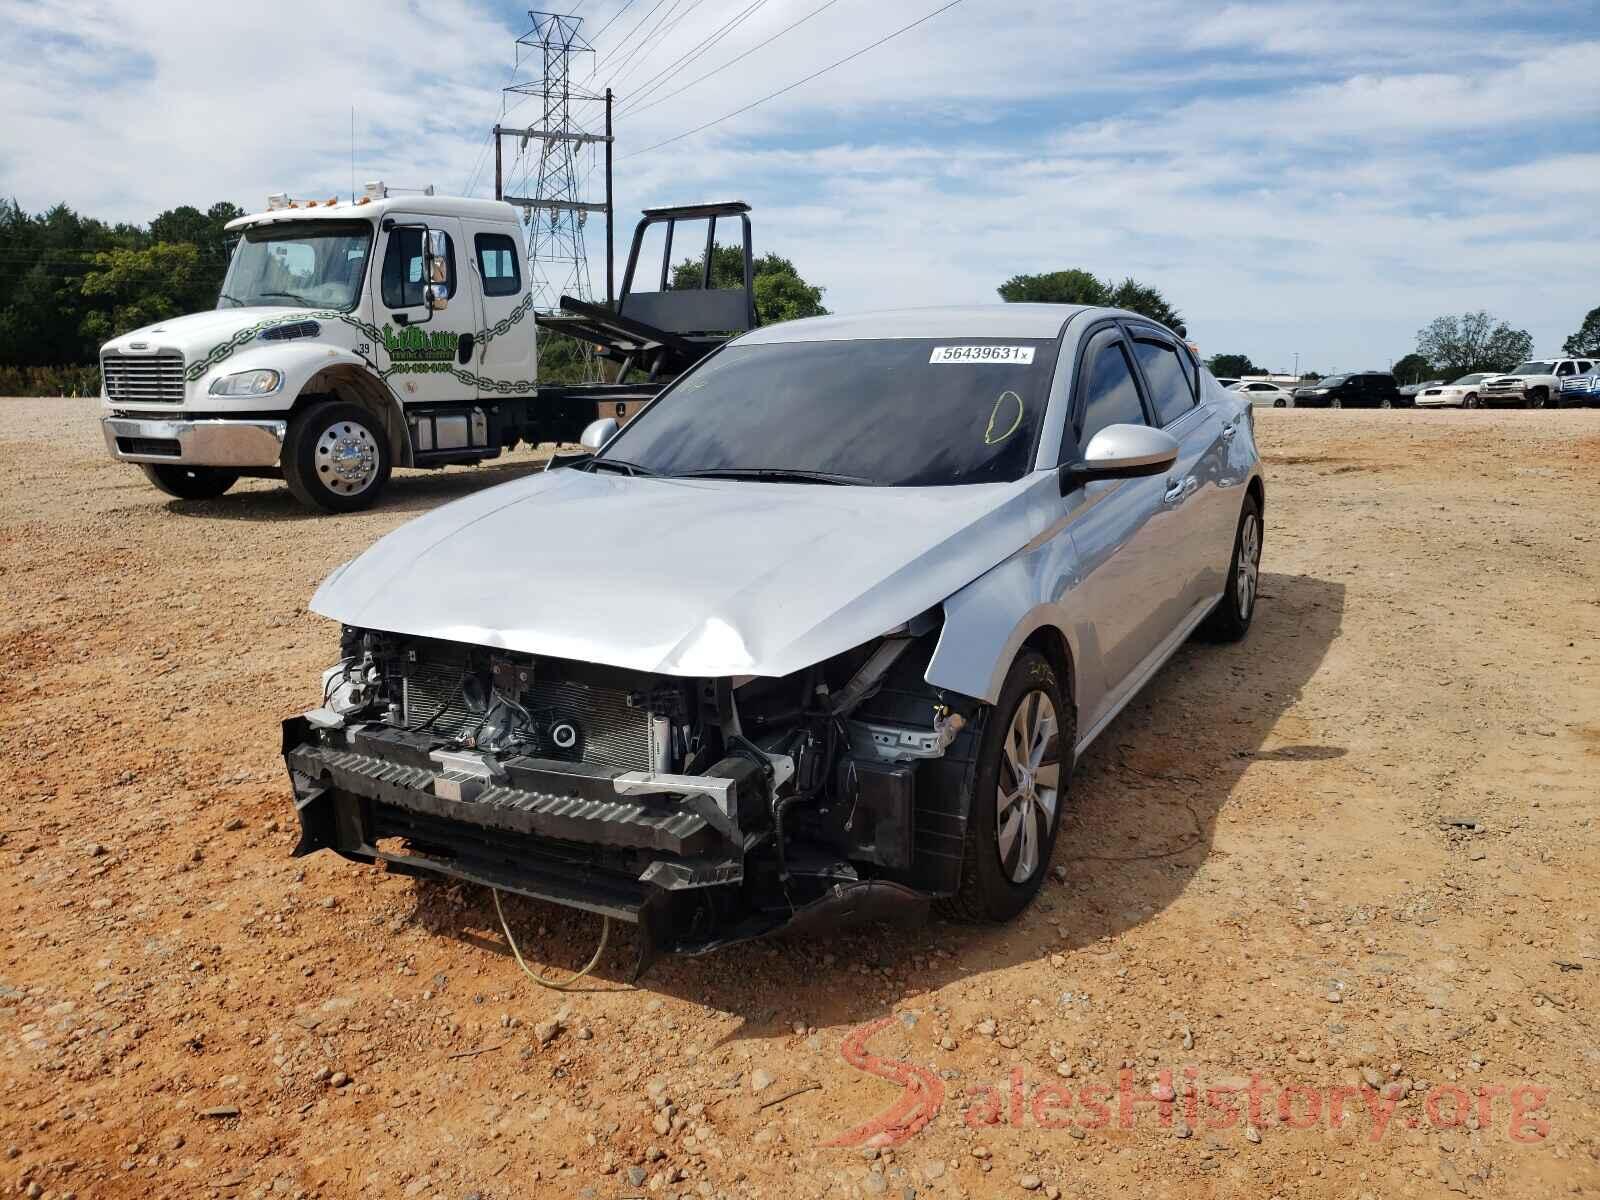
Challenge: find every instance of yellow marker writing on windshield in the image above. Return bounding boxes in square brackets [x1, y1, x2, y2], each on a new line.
[984, 390, 1024, 445]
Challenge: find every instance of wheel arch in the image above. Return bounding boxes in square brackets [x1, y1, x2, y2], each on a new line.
[295, 363, 414, 467]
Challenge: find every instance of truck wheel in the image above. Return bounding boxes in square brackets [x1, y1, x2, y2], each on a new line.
[139, 463, 239, 500]
[939, 650, 1071, 924]
[282, 402, 392, 512]
[1525, 388, 1546, 410]
[1330, 396, 1342, 409]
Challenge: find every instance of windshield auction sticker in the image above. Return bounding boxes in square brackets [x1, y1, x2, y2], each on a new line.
[930, 345, 1036, 364]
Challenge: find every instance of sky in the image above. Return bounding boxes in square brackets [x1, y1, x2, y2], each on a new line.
[2, 0, 1597, 373]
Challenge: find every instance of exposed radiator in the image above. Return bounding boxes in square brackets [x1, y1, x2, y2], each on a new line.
[400, 652, 658, 773]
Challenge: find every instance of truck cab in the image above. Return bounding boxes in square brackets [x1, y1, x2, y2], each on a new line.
[100, 186, 758, 511]
[100, 183, 536, 510]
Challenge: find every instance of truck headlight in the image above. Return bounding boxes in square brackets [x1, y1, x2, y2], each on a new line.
[209, 369, 283, 397]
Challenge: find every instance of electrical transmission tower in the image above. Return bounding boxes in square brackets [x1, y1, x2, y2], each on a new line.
[496, 11, 614, 319]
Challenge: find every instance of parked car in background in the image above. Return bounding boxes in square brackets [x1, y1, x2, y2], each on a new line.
[1292, 371, 1402, 409]
[1229, 381, 1294, 407]
[1479, 358, 1596, 408]
[1558, 365, 1600, 405]
[1414, 373, 1495, 408]
[1399, 379, 1444, 398]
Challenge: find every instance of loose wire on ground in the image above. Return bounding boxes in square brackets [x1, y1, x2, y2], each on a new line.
[492, 887, 611, 991]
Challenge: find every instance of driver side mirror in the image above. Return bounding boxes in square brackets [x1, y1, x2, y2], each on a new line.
[579, 417, 619, 450]
[1058, 424, 1179, 495]
[423, 228, 450, 311]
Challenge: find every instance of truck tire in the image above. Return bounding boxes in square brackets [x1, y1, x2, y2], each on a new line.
[1525, 388, 1546, 410]
[139, 463, 239, 500]
[939, 650, 1071, 924]
[282, 402, 392, 512]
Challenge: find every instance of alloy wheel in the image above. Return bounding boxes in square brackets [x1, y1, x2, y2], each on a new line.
[316, 421, 381, 496]
[995, 690, 1060, 883]
[1237, 512, 1261, 620]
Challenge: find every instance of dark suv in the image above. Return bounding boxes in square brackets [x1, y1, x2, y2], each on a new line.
[1293, 371, 1403, 409]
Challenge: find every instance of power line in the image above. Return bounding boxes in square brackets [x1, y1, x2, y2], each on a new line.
[615, 0, 771, 116]
[622, 0, 967, 160]
[587, 0, 637, 46]
[620, 0, 841, 118]
[590, 0, 672, 77]
[603, 0, 701, 89]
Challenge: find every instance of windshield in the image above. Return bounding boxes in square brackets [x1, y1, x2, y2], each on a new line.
[1452, 374, 1488, 385]
[600, 337, 1059, 486]
[218, 221, 373, 311]
[1316, 375, 1346, 387]
[1509, 362, 1553, 375]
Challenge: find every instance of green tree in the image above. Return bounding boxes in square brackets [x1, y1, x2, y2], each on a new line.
[1391, 352, 1436, 384]
[997, 269, 1183, 329]
[1206, 353, 1258, 378]
[1415, 311, 1532, 377]
[78, 242, 210, 344]
[997, 269, 1108, 306]
[1563, 305, 1600, 357]
[669, 245, 826, 326]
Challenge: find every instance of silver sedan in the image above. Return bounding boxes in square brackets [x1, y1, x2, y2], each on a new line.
[285, 305, 1265, 958]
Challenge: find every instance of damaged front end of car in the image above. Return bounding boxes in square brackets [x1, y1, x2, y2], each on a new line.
[282, 614, 983, 971]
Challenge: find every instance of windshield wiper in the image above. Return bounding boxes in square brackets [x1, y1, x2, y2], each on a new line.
[670, 467, 878, 486]
[217, 291, 245, 307]
[584, 457, 659, 477]
[257, 290, 316, 305]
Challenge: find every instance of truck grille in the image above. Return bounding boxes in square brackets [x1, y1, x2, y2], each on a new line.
[400, 652, 656, 773]
[102, 353, 185, 404]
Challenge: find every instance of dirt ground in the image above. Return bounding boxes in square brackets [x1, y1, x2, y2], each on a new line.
[1, 398, 1597, 1200]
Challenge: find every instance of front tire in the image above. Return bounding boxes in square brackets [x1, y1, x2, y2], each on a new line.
[139, 463, 239, 500]
[282, 402, 392, 512]
[1200, 494, 1263, 643]
[1330, 396, 1342, 409]
[1525, 388, 1546, 410]
[1273, 398, 1287, 408]
[1463, 394, 1478, 409]
[1379, 396, 1393, 409]
[941, 651, 1071, 924]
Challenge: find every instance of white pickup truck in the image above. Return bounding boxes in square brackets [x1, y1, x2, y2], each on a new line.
[99, 184, 755, 510]
[1476, 356, 1597, 409]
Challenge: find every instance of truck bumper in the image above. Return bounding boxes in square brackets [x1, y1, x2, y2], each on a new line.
[102, 414, 287, 467]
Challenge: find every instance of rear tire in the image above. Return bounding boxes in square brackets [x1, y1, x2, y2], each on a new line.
[282, 402, 392, 512]
[139, 463, 239, 500]
[1273, 398, 1287, 408]
[1379, 396, 1393, 409]
[1200, 494, 1263, 643]
[939, 651, 1071, 924]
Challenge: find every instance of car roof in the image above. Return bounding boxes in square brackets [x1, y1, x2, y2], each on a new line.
[738, 304, 1100, 345]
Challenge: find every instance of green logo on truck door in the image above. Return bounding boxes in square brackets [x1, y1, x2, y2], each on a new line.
[381, 325, 460, 364]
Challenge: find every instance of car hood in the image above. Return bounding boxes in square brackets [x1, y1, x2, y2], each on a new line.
[312, 467, 1046, 679]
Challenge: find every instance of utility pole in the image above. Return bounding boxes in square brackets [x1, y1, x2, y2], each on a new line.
[494, 11, 615, 322]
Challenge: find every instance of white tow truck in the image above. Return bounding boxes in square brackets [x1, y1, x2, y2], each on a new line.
[99, 184, 756, 510]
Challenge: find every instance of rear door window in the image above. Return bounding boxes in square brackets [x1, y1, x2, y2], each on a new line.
[475, 233, 522, 297]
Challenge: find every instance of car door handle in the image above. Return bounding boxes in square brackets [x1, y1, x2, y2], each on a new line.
[1220, 423, 1237, 439]
[1164, 477, 1185, 504]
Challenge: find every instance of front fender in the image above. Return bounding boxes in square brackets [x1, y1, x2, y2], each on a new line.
[923, 475, 1082, 706]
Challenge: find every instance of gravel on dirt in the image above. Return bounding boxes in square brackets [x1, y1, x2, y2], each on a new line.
[1, 399, 1598, 1199]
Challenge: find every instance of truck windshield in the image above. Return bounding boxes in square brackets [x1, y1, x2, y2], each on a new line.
[599, 337, 1058, 486]
[218, 221, 373, 311]
[1509, 362, 1553, 374]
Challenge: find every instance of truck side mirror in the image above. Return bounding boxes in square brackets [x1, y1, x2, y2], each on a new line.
[426, 283, 449, 312]
[424, 229, 449, 284]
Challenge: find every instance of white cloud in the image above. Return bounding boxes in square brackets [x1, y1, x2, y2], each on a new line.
[1, 0, 1594, 369]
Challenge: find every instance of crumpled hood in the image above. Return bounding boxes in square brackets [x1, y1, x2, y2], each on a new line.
[101, 307, 313, 355]
[312, 467, 1047, 679]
